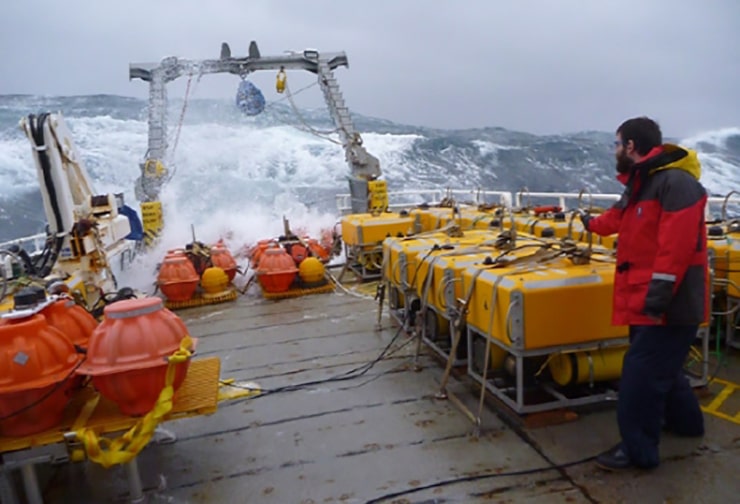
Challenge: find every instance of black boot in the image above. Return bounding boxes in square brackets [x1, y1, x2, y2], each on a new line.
[596, 443, 633, 471]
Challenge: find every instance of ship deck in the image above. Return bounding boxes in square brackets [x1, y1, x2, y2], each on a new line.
[17, 283, 740, 503]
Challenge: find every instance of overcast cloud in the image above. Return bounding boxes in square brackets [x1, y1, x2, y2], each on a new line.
[1, 0, 738, 137]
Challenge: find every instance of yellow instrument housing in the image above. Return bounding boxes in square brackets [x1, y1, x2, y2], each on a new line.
[410, 207, 503, 233]
[341, 212, 419, 248]
[708, 232, 740, 297]
[418, 251, 493, 314]
[512, 213, 617, 250]
[410, 230, 499, 297]
[383, 230, 497, 292]
[548, 346, 627, 386]
[462, 254, 627, 350]
[517, 215, 577, 239]
[383, 236, 440, 291]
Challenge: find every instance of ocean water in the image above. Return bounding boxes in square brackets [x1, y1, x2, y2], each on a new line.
[1, 93, 738, 292]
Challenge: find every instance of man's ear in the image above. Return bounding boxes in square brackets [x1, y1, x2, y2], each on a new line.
[625, 139, 635, 155]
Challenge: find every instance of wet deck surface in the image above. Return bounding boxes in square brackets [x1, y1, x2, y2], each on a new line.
[32, 289, 740, 503]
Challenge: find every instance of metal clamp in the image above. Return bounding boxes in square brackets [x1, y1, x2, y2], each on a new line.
[63, 431, 87, 463]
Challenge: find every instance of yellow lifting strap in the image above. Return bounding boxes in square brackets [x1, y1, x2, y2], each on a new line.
[276, 69, 286, 94]
[74, 335, 194, 469]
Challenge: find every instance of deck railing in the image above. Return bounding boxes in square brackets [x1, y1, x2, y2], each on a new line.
[334, 187, 740, 219]
[1, 190, 737, 251]
[0, 233, 48, 255]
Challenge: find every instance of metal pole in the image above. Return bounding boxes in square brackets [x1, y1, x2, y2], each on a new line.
[124, 458, 145, 504]
[516, 354, 524, 410]
[20, 463, 43, 504]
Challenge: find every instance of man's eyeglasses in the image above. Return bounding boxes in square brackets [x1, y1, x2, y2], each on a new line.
[613, 140, 624, 148]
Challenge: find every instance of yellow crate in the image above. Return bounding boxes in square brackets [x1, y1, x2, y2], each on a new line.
[518, 216, 573, 239]
[512, 211, 536, 235]
[384, 229, 496, 292]
[419, 251, 494, 314]
[410, 207, 457, 232]
[409, 206, 503, 233]
[383, 236, 440, 290]
[706, 223, 740, 296]
[708, 238, 730, 293]
[459, 207, 507, 230]
[462, 254, 627, 350]
[412, 230, 501, 290]
[470, 211, 507, 231]
[514, 213, 616, 250]
[406, 209, 433, 233]
[599, 234, 618, 250]
[414, 235, 545, 312]
[721, 240, 740, 297]
[341, 212, 419, 247]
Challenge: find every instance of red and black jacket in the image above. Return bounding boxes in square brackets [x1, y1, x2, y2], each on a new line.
[584, 144, 709, 326]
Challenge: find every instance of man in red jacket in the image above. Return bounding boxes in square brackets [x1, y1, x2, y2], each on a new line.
[580, 117, 708, 470]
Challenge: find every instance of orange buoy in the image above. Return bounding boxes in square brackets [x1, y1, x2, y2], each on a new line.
[40, 298, 97, 350]
[306, 238, 330, 262]
[319, 227, 335, 255]
[78, 297, 196, 416]
[157, 250, 200, 302]
[0, 314, 82, 437]
[256, 247, 298, 293]
[41, 298, 98, 390]
[249, 239, 276, 268]
[288, 242, 308, 265]
[533, 205, 562, 216]
[210, 241, 238, 282]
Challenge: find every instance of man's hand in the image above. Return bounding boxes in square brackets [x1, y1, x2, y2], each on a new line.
[576, 208, 592, 230]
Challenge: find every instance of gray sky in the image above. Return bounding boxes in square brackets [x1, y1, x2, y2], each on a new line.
[1, 0, 738, 137]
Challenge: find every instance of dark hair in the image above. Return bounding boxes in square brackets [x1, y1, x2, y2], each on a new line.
[616, 117, 662, 156]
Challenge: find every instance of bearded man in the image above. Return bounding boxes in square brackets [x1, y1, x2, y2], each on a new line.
[580, 116, 708, 470]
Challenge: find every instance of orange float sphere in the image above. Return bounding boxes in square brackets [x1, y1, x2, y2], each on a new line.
[306, 238, 330, 262]
[249, 239, 276, 269]
[41, 298, 98, 390]
[289, 243, 308, 265]
[0, 314, 82, 437]
[78, 297, 196, 416]
[256, 247, 298, 293]
[40, 298, 97, 350]
[210, 242, 238, 282]
[157, 251, 199, 302]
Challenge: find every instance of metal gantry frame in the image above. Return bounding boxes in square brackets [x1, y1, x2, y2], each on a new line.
[129, 40, 380, 213]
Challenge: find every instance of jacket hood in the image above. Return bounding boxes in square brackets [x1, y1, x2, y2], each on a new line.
[615, 143, 701, 185]
[641, 143, 701, 180]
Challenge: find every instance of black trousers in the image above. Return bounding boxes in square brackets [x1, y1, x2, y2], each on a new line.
[617, 324, 705, 468]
